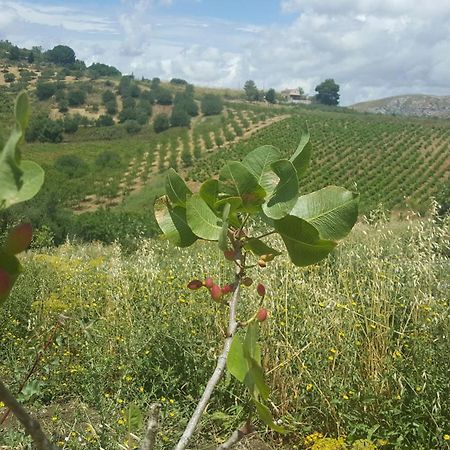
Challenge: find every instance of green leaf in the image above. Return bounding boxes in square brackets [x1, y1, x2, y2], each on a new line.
[154, 196, 197, 247]
[199, 179, 219, 209]
[227, 335, 247, 383]
[127, 403, 144, 433]
[15, 91, 30, 133]
[274, 215, 337, 266]
[244, 238, 281, 258]
[218, 203, 230, 251]
[219, 161, 266, 212]
[290, 128, 312, 177]
[243, 322, 261, 364]
[245, 356, 269, 401]
[242, 145, 281, 194]
[0, 161, 45, 209]
[165, 168, 191, 207]
[290, 186, 359, 240]
[253, 398, 286, 433]
[186, 194, 222, 241]
[262, 159, 298, 219]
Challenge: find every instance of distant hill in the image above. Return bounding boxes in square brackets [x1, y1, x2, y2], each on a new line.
[351, 94, 450, 118]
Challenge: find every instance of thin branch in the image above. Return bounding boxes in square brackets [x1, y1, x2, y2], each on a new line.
[0, 379, 60, 450]
[216, 418, 253, 450]
[140, 403, 161, 450]
[252, 230, 276, 241]
[174, 249, 243, 450]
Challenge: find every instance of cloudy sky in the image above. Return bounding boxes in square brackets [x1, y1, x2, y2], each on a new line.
[1, 0, 449, 105]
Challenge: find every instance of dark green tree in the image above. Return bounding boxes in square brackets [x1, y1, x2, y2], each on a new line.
[315, 78, 340, 106]
[201, 94, 223, 116]
[244, 80, 259, 101]
[47, 45, 76, 66]
[36, 82, 57, 100]
[265, 88, 276, 104]
[170, 106, 191, 128]
[8, 45, 20, 61]
[153, 113, 170, 133]
[67, 89, 86, 106]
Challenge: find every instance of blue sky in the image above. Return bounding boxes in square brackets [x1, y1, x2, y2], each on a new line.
[1, 0, 450, 104]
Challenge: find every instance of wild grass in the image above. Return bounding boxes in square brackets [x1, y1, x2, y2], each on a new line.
[0, 212, 449, 449]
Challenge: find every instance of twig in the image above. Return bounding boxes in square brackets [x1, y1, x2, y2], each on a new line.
[140, 403, 161, 450]
[174, 250, 243, 450]
[0, 379, 60, 450]
[216, 418, 253, 450]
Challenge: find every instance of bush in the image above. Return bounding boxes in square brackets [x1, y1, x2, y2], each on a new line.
[118, 108, 137, 123]
[102, 90, 116, 103]
[36, 82, 57, 101]
[4, 73, 15, 83]
[122, 96, 136, 109]
[63, 116, 79, 134]
[105, 100, 117, 115]
[153, 113, 170, 133]
[88, 63, 121, 78]
[170, 106, 191, 127]
[54, 154, 88, 177]
[25, 116, 64, 143]
[155, 88, 173, 105]
[170, 78, 188, 85]
[68, 89, 87, 107]
[47, 45, 76, 66]
[95, 150, 121, 168]
[201, 94, 223, 115]
[124, 119, 142, 134]
[58, 99, 68, 113]
[96, 115, 114, 127]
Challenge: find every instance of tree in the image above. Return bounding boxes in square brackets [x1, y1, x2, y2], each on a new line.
[265, 88, 276, 104]
[315, 78, 340, 106]
[8, 45, 20, 61]
[96, 115, 114, 127]
[201, 94, 223, 116]
[36, 82, 57, 101]
[67, 89, 86, 107]
[244, 80, 259, 101]
[27, 51, 34, 64]
[4, 73, 15, 83]
[155, 88, 173, 105]
[170, 106, 191, 128]
[47, 45, 76, 66]
[153, 113, 170, 133]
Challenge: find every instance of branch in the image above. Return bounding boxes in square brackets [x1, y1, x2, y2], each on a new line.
[174, 251, 243, 450]
[0, 379, 60, 450]
[140, 403, 161, 450]
[216, 418, 253, 450]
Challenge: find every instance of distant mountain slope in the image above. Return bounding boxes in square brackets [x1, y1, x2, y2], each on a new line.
[351, 94, 450, 118]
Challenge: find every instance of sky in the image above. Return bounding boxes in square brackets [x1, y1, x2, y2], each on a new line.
[1, 0, 449, 105]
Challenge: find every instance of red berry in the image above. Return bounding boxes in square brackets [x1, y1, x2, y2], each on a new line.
[204, 277, 214, 289]
[241, 277, 253, 287]
[221, 284, 233, 295]
[210, 284, 222, 302]
[257, 283, 266, 297]
[223, 249, 235, 261]
[256, 308, 268, 322]
[5, 223, 33, 255]
[0, 269, 11, 298]
[187, 279, 203, 290]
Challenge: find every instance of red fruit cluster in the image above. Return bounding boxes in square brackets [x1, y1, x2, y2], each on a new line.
[5, 223, 33, 255]
[187, 277, 234, 303]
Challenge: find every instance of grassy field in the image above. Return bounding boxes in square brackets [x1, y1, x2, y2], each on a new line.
[1, 213, 449, 449]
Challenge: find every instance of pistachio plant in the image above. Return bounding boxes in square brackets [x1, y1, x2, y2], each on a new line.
[154, 129, 359, 448]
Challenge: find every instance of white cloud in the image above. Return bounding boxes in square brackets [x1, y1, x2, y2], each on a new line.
[1, 0, 450, 104]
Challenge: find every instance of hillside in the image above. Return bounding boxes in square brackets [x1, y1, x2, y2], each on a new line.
[351, 94, 450, 118]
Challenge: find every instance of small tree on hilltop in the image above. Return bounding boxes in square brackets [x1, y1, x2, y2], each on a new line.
[244, 79, 260, 101]
[315, 78, 340, 106]
[265, 88, 276, 104]
[47, 45, 76, 66]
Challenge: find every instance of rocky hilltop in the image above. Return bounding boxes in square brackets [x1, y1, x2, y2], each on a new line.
[351, 94, 450, 118]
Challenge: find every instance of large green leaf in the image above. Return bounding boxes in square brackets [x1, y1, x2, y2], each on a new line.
[290, 186, 359, 240]
[154, 196, 197, 247]
[244, 238, 281, 257]
[253, 399, 286, 433]
[186, 194, 222, 241]
[165, 168, 191, 207]
[262, 159, 298, 219]
[274, 215, 337, 266]
[0, 161, 44, 209]
[289, 128, 312, 177]
[219, 161, 266, 212]
[227, 335, 247, 383]
[218, 203, 230, 251]
[242, 145, 281, 194]
[199, 179, 219, 209]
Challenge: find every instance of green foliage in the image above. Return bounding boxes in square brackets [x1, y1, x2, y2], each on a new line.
[265, 88, 276, 104]
[4, 73, 16, 83]
[54, 154, 88, 178]
[36, 81, 57, 101]
[8, 45, 21, 61]
[201, 94, 223, 116]
[47, 44, 76, 66]
[315, 78, 340, 106]
[96, 115, 114, 127]
[95, 150, 121, 168]
[26, 116, 64, 143]
[88, 62, 121, 78]
[170, 78, 188, 85]
[153, 113, 170, 133]
[170, 106, 191, 128]
[244, 80, 260, 101]
[67, 89, 87, 107]
[124, 120, 142, 134]
[155, 88, 173, 105]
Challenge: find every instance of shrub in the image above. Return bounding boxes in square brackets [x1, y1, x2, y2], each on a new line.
[95, 150, 121, 168]
[54, 154, 88, 178]
[63, 116, 79, 134]
[67, 89, 86, 107]
[118, 108, 137, 123]
[201, 94, 223, 115]
[25, 116, 64, 143]
[170, 78, 188, 85]
[36, 82, 57, 101]
[170, 106, 191, 128]
[153, 113, 170, 133]
[96, 115, 114, 127]
[155, 88, 173, 105]
[4, 73, 15, 83]
[124, 119, 142, 134]
[58, 99, 68, 113]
